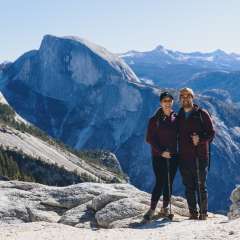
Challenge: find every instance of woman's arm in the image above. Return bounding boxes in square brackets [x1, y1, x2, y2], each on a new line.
[145, 118, 166, 155]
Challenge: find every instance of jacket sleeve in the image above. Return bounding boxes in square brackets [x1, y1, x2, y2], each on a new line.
[199, 109, 215, 144]
[145, 118, 166, 154]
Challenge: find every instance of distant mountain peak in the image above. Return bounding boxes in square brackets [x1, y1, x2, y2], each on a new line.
[155, 44, 164, 50]
[39, 34, 140, 84]
[41, 34, 116, 63]
[212, 49, 227, 56]
[154, 44, 170, 54]
[0, 61, 12, 71]
[121, 44, 240, 73]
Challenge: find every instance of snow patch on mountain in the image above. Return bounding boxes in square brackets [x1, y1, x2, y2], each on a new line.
[231, 127, 240, 137]
[140, 78, 155, 85]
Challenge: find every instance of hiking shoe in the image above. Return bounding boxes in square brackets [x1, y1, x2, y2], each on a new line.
[143, 208, 155, 221]
[158, 207, 170, 217]
[189, 212, 198, 220]
[199, 213, 208, 220]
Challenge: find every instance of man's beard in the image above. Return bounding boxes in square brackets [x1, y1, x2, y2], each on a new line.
[182, 101, 192, 108]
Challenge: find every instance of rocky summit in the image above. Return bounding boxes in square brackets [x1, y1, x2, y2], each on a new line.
[0, 180, 240, 240]
[0, 180, 189, 228]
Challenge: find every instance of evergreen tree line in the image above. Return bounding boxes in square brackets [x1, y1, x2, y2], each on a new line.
[0, 102, 128, 182]
[0, 145, 97, 186]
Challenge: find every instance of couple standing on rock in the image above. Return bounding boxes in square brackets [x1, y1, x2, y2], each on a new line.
[144, 87, 215, 221]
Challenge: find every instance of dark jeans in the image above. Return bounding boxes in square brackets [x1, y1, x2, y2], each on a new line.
[150, 156, 178, 210]
[180, 166, 208, 214]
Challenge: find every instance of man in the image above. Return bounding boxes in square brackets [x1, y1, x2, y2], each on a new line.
[177, 87, 215, 220]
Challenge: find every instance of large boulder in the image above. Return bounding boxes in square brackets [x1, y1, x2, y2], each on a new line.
[228, 185, 240, 220]
[0, 180, 190, 228]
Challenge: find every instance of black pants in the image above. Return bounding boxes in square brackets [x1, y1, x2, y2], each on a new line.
[150, 156, 178, 210]
[180, 167, 208, 214]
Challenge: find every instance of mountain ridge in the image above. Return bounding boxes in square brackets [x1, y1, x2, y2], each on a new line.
[1, 34, 240, 213]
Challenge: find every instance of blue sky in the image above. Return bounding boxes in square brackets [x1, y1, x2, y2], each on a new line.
[1, 0, 240, 62]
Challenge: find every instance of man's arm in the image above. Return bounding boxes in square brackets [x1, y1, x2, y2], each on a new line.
[199, 109, 215, 144]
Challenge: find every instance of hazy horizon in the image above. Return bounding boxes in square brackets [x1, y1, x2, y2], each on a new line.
[1, 0, 240, 62]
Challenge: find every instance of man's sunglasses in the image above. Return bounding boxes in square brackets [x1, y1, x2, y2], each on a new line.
[180, 94, 192, 99]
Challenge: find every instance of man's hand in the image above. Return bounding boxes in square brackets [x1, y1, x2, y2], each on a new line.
[161, 151, 171, 159]
[191, 132, 199, 146]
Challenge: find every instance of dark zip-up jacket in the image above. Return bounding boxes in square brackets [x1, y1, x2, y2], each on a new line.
[177, 104, 215, 169]
[146, 108, 178, 157]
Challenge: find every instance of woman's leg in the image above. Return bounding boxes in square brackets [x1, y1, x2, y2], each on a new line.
[150, 156, 166, 210]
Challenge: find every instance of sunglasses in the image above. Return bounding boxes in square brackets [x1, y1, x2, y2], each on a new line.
[162, 99, 173, 103]
[180, 94, 192, 99]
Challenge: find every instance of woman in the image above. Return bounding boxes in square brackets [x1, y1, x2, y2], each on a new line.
[144, 91, 178, 220]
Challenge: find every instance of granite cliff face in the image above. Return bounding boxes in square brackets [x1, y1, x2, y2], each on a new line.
[0, 92, 126, 185]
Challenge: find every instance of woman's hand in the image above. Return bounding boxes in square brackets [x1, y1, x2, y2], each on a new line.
[161, 151, 171, 159]
[191, 132, 199, 146]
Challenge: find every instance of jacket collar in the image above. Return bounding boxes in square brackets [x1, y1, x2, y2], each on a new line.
[153, 107, 175, 120]
[179, 104, 199, 117]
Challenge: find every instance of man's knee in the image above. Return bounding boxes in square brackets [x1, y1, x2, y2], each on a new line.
[182, 175, 196, 191]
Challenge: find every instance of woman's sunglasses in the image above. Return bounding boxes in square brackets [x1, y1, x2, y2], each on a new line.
[162, 99, 173, 103]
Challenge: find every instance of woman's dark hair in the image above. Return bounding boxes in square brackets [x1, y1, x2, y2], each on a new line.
[160, 92, 174, 101]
